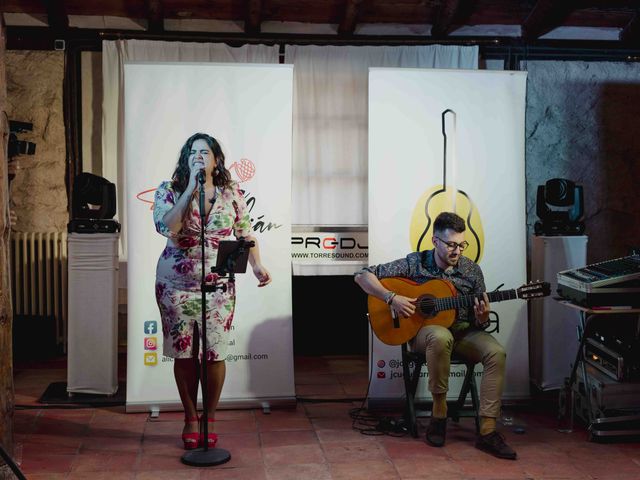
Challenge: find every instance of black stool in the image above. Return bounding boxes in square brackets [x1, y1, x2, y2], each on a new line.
[401, 343, 480, 438]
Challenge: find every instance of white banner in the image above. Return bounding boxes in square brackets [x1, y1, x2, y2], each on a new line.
[368, 68, 528, 404]
[291, 230, 368, 264]
[124, 62, 294, 411]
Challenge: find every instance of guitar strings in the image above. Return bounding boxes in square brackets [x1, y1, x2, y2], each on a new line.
[417, 292, 512, 311]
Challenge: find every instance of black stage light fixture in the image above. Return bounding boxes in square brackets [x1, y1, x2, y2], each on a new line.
[69, 173, 121, 234]
[534, 178, 585, 236]
[72, 173, 116, 219]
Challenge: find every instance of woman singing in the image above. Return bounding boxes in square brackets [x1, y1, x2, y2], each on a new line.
[153, 132, 271, 449]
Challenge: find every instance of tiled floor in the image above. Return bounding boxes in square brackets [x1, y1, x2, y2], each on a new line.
[8, 354, 640, 479]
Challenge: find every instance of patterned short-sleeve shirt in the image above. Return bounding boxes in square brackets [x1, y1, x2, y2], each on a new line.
[357, 250, 486, 332]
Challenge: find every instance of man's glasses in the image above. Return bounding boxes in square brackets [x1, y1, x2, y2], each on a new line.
[435, 236, 469, 252]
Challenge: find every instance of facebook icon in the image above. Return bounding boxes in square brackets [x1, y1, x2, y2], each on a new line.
[144, 321, 158, 335]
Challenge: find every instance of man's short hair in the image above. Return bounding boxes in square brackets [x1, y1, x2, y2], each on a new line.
[434, 212, 466, 234]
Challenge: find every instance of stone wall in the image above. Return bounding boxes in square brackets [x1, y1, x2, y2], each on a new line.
[525, 60, 640, 263]
[6, 51, 67, 233]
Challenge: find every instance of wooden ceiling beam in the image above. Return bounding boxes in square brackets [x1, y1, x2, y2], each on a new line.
[338, 0, 364, 35]
[146, 0, 164, 33]
[577, 1, 640, 7]
[431, 0, 464, 38]
[620, 11, 640, 44]
[522, 0, 576, 41]
[245, 0, 262, 35]
[41, 0, 68, 32]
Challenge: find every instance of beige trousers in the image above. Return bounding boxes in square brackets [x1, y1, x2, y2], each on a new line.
[411, 325, 506, 418]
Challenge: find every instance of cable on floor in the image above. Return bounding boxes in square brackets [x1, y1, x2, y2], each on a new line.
[347, 324, 409, 437]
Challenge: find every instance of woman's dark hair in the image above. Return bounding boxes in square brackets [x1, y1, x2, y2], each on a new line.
[171, 132, 232, 194]
[434, 212, 466, 234]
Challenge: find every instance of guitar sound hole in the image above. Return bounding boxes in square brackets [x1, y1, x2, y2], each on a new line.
[418, 295, 436, 317]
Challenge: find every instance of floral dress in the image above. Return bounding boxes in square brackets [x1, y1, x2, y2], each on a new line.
[153, 181, 252, 361]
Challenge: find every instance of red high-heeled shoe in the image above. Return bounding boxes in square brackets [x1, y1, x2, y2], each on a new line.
[199, 417, 218, 448]
[182, 416, 200, 450]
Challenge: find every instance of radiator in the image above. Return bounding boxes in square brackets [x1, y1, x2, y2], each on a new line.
[10, 232, 68, 347]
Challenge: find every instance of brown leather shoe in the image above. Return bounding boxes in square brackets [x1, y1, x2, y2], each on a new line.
[425, 417, 447, 447]
[475, 431, 517, 460]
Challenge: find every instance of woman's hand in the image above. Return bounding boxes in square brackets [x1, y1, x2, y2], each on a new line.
[252, 263, 272, 287]
[187, 165, 203, 194]
[474, 293, 490, 327]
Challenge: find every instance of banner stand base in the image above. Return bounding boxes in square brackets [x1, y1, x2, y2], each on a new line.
[181, 447, 231, 467]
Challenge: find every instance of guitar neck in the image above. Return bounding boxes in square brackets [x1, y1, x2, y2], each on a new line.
[434, 289, 517, 312]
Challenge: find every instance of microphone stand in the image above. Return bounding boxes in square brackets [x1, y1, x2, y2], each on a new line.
[181, 174, 231, 467]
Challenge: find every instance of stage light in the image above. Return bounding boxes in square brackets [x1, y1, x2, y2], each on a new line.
[68, 173, 121, 233]
[534, 178, 585, 236]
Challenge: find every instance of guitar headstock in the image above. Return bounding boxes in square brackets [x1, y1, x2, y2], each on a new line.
[517, 281, 551, 299]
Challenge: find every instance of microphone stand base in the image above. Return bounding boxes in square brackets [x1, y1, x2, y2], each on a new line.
[181, 447, 231, 467]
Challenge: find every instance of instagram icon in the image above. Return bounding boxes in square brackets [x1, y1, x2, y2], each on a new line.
[144, 337, 157, 351]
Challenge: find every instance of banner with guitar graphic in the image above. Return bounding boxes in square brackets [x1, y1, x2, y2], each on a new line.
[124, 63, 294, 411]
[368, 67, 528, 404]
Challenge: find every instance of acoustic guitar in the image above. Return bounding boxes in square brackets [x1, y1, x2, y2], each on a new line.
[368, 277, 550, 346]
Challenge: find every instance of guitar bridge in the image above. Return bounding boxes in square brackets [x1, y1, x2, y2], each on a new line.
[391, 308, 400, 329]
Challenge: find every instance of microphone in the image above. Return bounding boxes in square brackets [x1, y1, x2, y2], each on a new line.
[196, 169, 206, 184]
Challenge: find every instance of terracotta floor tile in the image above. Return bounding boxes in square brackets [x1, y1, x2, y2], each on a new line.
[216, 432, 261, 450]
[68, 472, 136, 480]
[321, 440, 390, 463]
[34, 417, 90, 436]
[303, 402, 357, 418]
[140, 435, 186, 455]
[329, 459, 400, 480]
[24, 474, 68, 480]
[572, 457, 640, 479]
[40, 409, 96, 421]
[456, 458, 527, 478]
[89, 424, 146, 439]
[71, 451, 139, 472]
[134, 470, 200, 480]
[136, 453, 193, 471]
[265, 463, 332, 480]
[144, 419, 184, 435]
[393, 457, 463, 479]
[213, 418, 258, 434]
[262, 443, 326, 466]
[257, 414, 313, 432]
[80, 435, 143, 453]
[316, 428, 382, 443]
[214, 409, 256, 421]
[521, 458, 587, 479]
[143, 410, 188, 422]
[201, 465, 269, 480]
[381, 436, 450, 460]
[259, 429, 318, 447]
[218, 445, 264, 468]
[311, 416, 357, 430]
[22, 432, 84, 454]
[20, 453, 76, 475]
[91, 414, 148, 430]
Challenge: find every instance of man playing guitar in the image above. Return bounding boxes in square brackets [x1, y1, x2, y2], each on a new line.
[355, 212, 517, 460]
